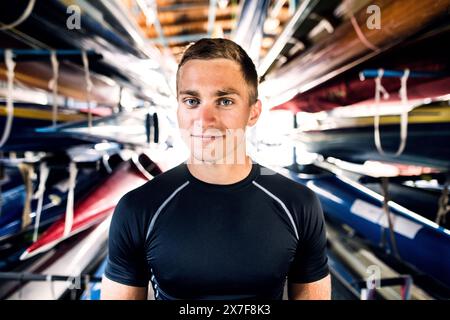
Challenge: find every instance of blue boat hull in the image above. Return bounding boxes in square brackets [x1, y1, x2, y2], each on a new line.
[280, 166, 450, 289]
[296, 123, 450, 170]
[0, 166, 106, 240]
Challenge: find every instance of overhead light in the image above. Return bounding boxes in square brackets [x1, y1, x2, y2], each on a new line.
[212, 25, 225, 38]
[262, 37, 275, 48]
[217, 0, 229, 9]
[136, 0, 157, 27]
[264, 17, 280, 33]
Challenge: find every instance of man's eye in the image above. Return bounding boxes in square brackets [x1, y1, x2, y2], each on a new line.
[184, 98, 199, 107]
[219, 99, 233, 106]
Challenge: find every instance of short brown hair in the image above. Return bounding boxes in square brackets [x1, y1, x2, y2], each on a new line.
[176, 38, 259, 105]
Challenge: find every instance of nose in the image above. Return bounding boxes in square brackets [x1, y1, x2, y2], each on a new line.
[197, 102, 217, 125]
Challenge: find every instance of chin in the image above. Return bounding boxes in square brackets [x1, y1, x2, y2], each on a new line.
[190, 150, 224, 164]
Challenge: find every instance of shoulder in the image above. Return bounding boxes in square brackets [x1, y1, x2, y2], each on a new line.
[253, 164, 324, 235]
[255, 166, 325, 239]
[254, 164, 319, 205]
[121, 163, 188, 205]
[112, 163, 189, 225]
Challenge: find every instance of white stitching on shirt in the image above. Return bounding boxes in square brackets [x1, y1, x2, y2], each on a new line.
[252, 181, 299, 240]
[146, 181, 190, 241]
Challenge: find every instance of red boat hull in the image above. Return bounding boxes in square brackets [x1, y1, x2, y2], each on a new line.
[21, 160, 149, 259]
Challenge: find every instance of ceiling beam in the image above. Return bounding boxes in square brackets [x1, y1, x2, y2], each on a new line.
[137, 5, 238, 26]
[146, 20, 235, 38]
[257, 0, 320, 77]
[148, 31, 232, 45]
[207, 0, 218, 36]
[136, 0, 168, 47]
[233, 0, 270, 63]
[156, 0, 209, 12]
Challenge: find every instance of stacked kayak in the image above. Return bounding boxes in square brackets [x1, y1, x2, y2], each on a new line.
[0, 165, 107, 242]
[2, 217, 111, 300]
[0, 144, 123, 269]
[278, 164, 450, 289]
[0, 166, 27, 234]
[20, 155, 153, 260]
[0, 102, 88, 130]
[294, 102, 450, 170]
[0, 151, 162, 299]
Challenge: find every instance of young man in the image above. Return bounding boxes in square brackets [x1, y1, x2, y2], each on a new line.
[101, 38, 331, 300]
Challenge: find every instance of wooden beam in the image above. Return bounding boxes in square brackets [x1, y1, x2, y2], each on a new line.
[145, 19, 236, 38]
[156, 0, 209, 8]
[137, 5, 239, 26]
[262, 0, 450, 102]
[0, 62, 119, 105]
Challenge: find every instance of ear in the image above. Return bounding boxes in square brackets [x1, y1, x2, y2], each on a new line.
[247, 99, 262, 127]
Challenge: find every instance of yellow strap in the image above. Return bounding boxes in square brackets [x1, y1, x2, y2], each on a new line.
[0, 106, 86, 122]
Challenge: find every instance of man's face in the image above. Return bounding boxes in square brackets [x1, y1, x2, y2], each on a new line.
[177, 58, 261, 164]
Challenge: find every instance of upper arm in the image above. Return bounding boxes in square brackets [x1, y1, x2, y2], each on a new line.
[102, 193, 151, 299]
[101, 276, 148, 300]
[288, 274, 331, 300]
[288, 192, 329, 283]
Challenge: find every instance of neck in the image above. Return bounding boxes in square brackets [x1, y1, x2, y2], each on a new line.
[186, 155, 254, 185]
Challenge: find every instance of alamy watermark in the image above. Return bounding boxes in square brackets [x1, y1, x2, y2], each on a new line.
[66, 5, 81, 30]
[366, 5, 381, 30]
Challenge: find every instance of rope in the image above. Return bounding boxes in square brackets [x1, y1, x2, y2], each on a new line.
[63, 162, 78, 237]
[18, 281, 23, 300]
[395, 68, 410, 156]
[84, 274, 91, 300]
[0, 0, 36, 30]
[373, 69, 390, 155]
[18, 163, 35, 230]
[102, 154, 113, 174]
[0, 50, 16, 148]
[46, 274, 56, 300]
[401, 276, 412, 300]
[381, 177, 401, 259]
[371, 69, 410, 156]
[436, 180, 449, 225]
[350, 14, 380, 52]
[70, 276, 79, 300]
[48, 51, 59, 127]
[81, 50, 93, 129]
[32, 162, 50, 242]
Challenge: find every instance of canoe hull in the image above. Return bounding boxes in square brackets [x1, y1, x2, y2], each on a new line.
[296, 122, 450, 170]
[279, 166, 450, 289]
[21, 160, 148, 260]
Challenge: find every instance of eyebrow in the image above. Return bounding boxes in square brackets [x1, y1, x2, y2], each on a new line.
[178, 88, 241, 98]
[179, 90, 200, 97]
[215, 88, 241, 97]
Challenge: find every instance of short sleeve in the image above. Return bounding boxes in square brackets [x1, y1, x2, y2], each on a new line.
[104, 193, 150, 287]
[288, 192, 329, 283]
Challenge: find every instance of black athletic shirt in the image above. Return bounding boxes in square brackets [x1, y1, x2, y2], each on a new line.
[105, 161, 329, 300]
